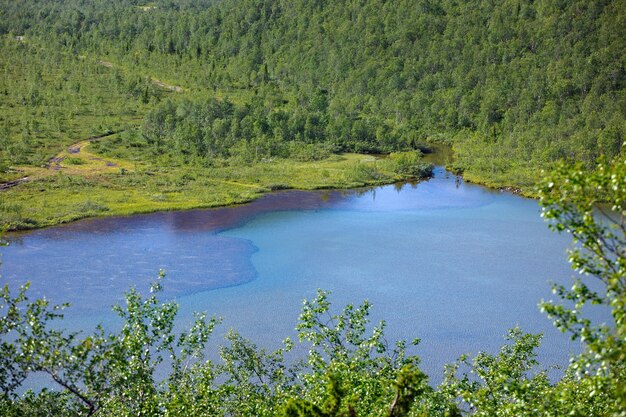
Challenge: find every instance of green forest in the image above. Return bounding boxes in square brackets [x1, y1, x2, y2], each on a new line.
[1, 0, 624, 217]
[0, 0, 625, 415]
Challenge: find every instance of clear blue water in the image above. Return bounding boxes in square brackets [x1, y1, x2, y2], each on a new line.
[1, 168, 585, 379]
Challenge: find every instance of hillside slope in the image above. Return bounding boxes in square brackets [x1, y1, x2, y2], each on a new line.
[1, 0, 624, 187]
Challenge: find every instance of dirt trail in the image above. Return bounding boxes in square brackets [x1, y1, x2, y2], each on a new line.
[1, 58, 186, 191]
[99, 60, 185, 92]
[0, 177, 29, 191]
[1, 131, 121, 191]
[45, 131, 120, 170]
[151, 78, 185, 93]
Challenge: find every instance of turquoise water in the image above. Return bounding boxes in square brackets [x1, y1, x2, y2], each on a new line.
[1, 168, 585, 378]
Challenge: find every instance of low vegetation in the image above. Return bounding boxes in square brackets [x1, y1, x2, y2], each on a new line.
[0, 0, 624, 413]
[0, 152, 624, 416]
[0, 146, 431, 230]
[1, 0, 624, 195]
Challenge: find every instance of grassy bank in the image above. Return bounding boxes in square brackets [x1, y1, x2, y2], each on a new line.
[444, 140, 543, 198]
[452, 167, 541, 198]
[0, 149, 431, 231]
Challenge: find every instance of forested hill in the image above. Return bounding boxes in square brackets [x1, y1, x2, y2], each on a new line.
[1, 0, 625, 187]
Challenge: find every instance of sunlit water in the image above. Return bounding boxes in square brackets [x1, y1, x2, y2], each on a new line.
[1, 168, 593, 380]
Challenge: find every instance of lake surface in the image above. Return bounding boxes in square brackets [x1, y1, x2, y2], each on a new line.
[1, 168, 586, 379]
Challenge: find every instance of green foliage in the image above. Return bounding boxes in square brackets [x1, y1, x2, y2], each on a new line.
[139, 97, 404, 163]
[440, 329, 551, 416]
[539, 154, 625, 351]
[293, 290, 425, 416]
[0, 36, 163, 167]
[344, 161, 385, 184]
[3, 0, 624, 188]
[64, 157, 85, 166]
[388, 365, 430, 417]
[0, 280, 429, 416]
[0, 271, 220, 416]
[73, 200, 109, 213]
[1, 149, 626, 416]
[279, 365, 428, 417]
[538, 151, 626, 415]
[0, 153, 398, 231]
[384, 151, 434, 178]
[433, 152, 626, 417]
[0, 0, 625, 412]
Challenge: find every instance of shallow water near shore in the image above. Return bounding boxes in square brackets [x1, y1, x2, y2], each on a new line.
[1, 167, 595, 380]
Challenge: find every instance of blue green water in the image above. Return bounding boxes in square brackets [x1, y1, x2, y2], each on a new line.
[1, 168, 585, 377]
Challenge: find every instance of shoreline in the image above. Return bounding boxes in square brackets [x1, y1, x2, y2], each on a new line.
[5, 166, 538, 237]
[3, 143, 540, 234]
[454, 170, 537, 199]
[2, 161, 433, 234]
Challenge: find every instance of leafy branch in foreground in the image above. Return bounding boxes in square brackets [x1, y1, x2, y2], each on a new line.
[440, 329, 550, 417]
[0, 277, 432, 416]
[1, 152, 625, 416]
[285, 289, 430, 416]
[0, 271, 220, 417]
[420, 152, 626, 417]
[538, 153, 625, 392]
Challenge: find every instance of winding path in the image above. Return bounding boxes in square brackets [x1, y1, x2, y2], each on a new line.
[0, 177, 30, 191]
[45, 131, 121, 171]
[1, 59, 187, 191]
[99, 60, 186, 92]
[1, 131, 121, 191]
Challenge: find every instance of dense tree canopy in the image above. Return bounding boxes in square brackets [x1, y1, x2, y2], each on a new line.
[1, 0, 624, 185]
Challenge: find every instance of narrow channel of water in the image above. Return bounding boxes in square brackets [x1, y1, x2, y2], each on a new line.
[1, 167, 593, 379]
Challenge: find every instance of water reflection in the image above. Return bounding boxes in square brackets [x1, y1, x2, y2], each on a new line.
[0, 168, 496, 316]
[3, 170, 474, 314]
[0, 167, 586, 380]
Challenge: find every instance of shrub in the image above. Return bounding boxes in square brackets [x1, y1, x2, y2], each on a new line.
[385, 151, 434, 178]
